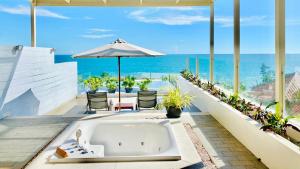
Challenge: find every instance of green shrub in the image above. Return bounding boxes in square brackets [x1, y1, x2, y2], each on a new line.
[260, 63, 274, 84]
[100, 72, 110, 82]
[162, 88, 192, 109]
[293, 90, 300, 100]
[122, 76, 136, 88]
[180, 69, 300, 142]
[84, 76, 103, 92]
[106, 77, 118, 90]
[137, 78, 152, 91]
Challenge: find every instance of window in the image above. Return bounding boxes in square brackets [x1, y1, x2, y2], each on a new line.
[239, 0, 275, 106]
[285, 0, 300, 115]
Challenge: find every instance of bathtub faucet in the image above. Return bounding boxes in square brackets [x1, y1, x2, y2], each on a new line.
[76, 129, 82, 143]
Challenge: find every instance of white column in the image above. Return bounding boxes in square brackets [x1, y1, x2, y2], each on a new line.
[234, 0, 240, 95]
[275, 0, 285, 116]
[210, 1, 214, 82]
[196, 56, 199, 78]
[31, 2, 36, 47]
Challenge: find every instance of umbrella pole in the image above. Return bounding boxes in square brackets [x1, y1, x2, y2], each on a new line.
[118, 56, 121, 111]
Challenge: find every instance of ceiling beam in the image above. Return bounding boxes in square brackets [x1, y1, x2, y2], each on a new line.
[32, 0, 210, 6]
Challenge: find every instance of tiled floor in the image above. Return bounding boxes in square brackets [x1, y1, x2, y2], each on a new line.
[181, 115, 268, 169]
[0, 116, 79, 169]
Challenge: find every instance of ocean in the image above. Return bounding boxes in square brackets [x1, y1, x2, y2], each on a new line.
[55, 54, 300, 89]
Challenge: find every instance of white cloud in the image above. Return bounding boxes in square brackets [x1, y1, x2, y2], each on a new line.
[128, 8, 270, 27]
[81, 28, 114, 39]
[88, 28, 113, 33]
[129, 9, 208, 25]
[157, 7, 200, 11]
[83, 16, 94, 20]
[81, 34, 114, 39]
[0, 5, 69, 19]
[287, 19, 300, 26]
[215, 16, 270, 27]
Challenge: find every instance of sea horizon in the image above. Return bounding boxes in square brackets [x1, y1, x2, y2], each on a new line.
[55, 53, 300, 90]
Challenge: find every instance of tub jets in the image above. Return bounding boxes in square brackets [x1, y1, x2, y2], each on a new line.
[76, 129, 82, 143]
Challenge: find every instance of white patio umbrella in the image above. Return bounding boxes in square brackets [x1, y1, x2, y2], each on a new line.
[73, 38, 164, 109]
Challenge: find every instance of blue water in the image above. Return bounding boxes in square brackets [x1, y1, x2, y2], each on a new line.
[55, 54, 300, 88]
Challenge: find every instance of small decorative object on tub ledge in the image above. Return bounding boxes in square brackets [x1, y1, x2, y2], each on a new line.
[56, 147, 68, 158]
[49, 139, 104, 163]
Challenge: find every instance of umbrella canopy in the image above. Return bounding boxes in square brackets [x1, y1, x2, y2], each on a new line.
[73, 38, 164, 111]
[73, 38, 163, 58]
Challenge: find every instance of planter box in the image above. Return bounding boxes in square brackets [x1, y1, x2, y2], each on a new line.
[177, 76, 300, 169]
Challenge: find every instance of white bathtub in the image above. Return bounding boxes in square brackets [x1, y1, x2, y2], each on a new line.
[49, 119, 181, 163]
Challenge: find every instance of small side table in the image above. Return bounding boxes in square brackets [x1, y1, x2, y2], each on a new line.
[115, 103, 134, 111]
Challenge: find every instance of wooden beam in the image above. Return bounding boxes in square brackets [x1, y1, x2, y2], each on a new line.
[209, 1, 214, 82]
[233, 0, 240, 95]
[275, 0, 285, 116]
[31, 1, 36, 47]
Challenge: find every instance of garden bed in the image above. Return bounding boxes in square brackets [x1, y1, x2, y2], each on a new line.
[177, 75, 300, 169]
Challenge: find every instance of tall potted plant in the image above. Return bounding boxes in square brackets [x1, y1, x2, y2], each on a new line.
[137, 78, 152, 91]
[162, 88, 192, 118]
[122, 76, 136, 93]
[84, 76, 102, 93]
[106, 77, 118, 93]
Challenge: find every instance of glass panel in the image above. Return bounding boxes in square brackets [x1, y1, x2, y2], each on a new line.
[214, 0, 234, 92]
[239, 0, 275, 106]
[285, 0, 300, 116]
[189, 55, 209, 81]
[57, 55, 187, 94]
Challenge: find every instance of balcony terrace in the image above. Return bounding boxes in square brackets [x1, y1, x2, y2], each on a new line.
[0, 0, 299, 169]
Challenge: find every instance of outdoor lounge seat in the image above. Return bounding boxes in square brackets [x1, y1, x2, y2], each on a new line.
[136, 91, 157, 110]
[86, 92, 109, 111]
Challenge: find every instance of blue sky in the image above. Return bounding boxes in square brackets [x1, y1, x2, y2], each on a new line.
[0, 0, 299, 54]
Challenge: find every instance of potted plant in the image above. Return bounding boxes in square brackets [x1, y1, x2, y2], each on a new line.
[162, 88, 192, 118]
[106, 77, 118, 93]
[137, 78, 152, 91]
[84, 76, 102, 93]
[100, 72, 110, 82]
[122, 76, 136, 93]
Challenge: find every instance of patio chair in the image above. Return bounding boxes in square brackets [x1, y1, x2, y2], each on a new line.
[137, 91, 157, 110]
[86, 92, 109, 111]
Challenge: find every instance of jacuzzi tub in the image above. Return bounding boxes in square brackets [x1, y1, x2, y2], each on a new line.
[49, 119, 181, 163]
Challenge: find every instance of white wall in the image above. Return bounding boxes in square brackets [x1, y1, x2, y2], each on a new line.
[0, 46, 21, 110]
[0, 46, 77, 116]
